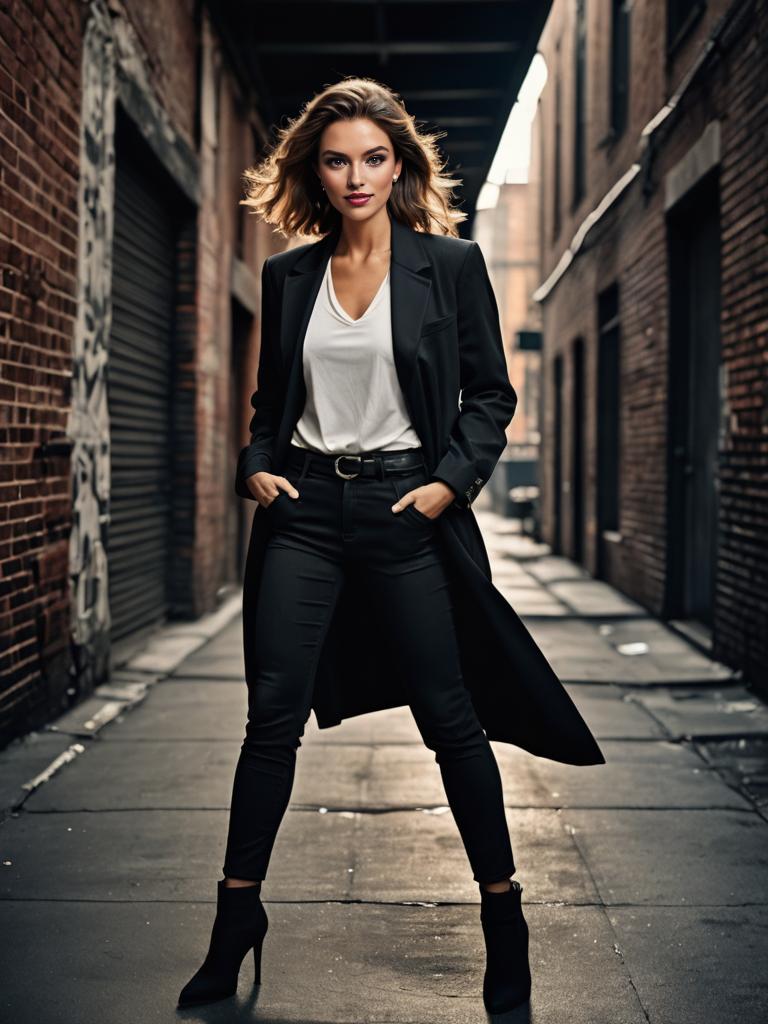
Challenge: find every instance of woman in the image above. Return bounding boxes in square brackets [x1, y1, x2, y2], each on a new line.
[178, 76, 604, 1015]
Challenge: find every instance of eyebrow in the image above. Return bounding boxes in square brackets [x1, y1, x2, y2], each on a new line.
[320, 146, 389, 157]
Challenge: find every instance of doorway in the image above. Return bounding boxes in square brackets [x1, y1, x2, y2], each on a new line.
[666, 171, 722, 628]
[107, 111, 183, 645]
[552, 354, 564, 554]
[596, 284, 621, 579]
[571, 337, 585, 563]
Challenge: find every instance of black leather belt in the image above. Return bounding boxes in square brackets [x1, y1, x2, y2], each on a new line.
[286, 443, 426, 480]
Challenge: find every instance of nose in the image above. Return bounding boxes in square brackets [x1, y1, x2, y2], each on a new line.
[348, 165, 365, 188]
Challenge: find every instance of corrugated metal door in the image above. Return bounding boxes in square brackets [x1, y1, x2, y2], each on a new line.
[107, 138, 177, 642]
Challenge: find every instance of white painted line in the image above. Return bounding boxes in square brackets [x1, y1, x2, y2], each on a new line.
[94, 682, 149, 702]
[82, 701, 125, 732]
[20, 743, 87, 793]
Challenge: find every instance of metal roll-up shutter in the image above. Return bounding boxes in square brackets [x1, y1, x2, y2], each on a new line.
[107, 135, 177, 643]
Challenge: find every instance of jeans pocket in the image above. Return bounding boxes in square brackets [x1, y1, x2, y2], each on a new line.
[266, 464, 306, 511]
[389, 469, 434, 525]
[406, 502, 433, 523]
[266, 490, 286, 510]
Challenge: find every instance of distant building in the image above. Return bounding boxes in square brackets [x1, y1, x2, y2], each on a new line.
[534, 0, 767, 690]
[475, 178, 543, 519]
[476, 183, 543, 449]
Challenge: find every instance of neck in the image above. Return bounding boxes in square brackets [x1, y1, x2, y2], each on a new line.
[334, 206, 392, 261]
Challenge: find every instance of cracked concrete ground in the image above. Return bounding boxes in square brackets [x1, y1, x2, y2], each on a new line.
[1, 508, 767, 1023]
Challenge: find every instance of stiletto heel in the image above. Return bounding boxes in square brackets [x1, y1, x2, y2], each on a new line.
[177, 880, 268, 1008]
[479, 879, 531, 1014]
[253, 934, 264, 985]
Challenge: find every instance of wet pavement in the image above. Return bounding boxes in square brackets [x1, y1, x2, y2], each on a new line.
[1, 508, 767, 1022]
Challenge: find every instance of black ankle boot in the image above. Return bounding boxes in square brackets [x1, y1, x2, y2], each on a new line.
[479, 879, 531, 1014]
[177, 880, 268, 1008]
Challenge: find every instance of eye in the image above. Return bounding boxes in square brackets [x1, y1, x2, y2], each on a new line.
[324, 155, 386, 168]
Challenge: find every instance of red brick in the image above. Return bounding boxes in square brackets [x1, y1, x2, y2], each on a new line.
[537, 0, 768, 692]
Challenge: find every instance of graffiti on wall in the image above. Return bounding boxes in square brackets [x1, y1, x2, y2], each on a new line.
[66, 0, 116, 689]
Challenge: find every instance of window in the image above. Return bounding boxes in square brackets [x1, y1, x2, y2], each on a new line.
[667, 0, 706, 52]
[553, 43, 563, 240]
[572, 0, 587, 206]
[610, 1, 631, 139]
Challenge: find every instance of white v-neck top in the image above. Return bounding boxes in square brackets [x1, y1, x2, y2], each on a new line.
[290, 257, 422, 454]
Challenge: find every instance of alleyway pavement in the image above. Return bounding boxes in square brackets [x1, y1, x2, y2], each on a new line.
[1, 508, 767, 1023]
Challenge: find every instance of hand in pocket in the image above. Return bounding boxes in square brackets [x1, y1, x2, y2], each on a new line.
[390, 481, 453, 520]
[246, 472, 300, 509]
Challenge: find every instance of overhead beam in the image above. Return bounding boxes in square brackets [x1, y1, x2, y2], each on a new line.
[253, 0, 528, 4]
[436, 139, 489, 152]
[400, 88, 506, 100]
[252, 41, 521, 56]
[426, 116, 495, 127]
[270, 89, 506, 108]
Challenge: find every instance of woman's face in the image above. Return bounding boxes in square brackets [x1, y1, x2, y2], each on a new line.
[316, 118, 402, 222]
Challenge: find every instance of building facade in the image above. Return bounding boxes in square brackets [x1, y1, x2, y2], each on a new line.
[534, 0, 767, 689]
[0, 0, 282, 746]
[476, 180, 543, 451]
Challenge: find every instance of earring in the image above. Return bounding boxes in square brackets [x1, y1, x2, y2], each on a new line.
[393, 176, 398, 183]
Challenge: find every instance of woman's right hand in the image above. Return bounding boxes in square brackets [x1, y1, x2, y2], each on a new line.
[246, 471, 300, 508]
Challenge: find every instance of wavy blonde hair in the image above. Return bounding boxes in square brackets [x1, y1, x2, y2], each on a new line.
[241, 76, 467, 239]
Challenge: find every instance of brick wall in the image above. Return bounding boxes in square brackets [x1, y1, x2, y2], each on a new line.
[0, 0, 278, 747]
[713, 1, 768, 687]
[535, 0, 767, 690]
[0, 0, 85, 743]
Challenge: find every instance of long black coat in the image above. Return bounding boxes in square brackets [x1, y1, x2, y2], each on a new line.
[235, 210, 605, 767]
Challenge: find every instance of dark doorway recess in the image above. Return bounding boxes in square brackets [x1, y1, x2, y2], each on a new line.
[571, 337, 585, 563]
[665, 170, 722, 629]
[552, 354, 564, 554]
[107, 109, 186, 645]
[596, 283, 621, 579]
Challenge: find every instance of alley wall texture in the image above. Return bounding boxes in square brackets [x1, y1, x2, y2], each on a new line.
[535, 0, 767, 692]
[1, 1, 84, 744]
[0, 0, 276, 746]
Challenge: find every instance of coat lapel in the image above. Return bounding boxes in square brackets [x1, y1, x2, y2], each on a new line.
[278, 210, 434, 452]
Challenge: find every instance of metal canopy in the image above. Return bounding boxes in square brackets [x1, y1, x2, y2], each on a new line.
[211, 0, 551, 236]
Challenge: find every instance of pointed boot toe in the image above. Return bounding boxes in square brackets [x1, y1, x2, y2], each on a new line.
[177, 880, 268, 1008]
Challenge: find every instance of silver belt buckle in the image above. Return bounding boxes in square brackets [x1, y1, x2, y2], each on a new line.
[334, 455, 362, 479]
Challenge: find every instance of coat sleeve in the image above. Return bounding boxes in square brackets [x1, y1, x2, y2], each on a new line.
[429, 241, 517, 509]
[234, 256, 282, 500]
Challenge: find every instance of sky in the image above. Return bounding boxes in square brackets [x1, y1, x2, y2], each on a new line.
[477, 52, 548, 210]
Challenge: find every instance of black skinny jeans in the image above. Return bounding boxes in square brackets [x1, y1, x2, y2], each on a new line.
[222, 442, 516, 886]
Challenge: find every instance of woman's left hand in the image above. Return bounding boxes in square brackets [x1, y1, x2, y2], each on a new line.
[391, 480, 455, 520]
